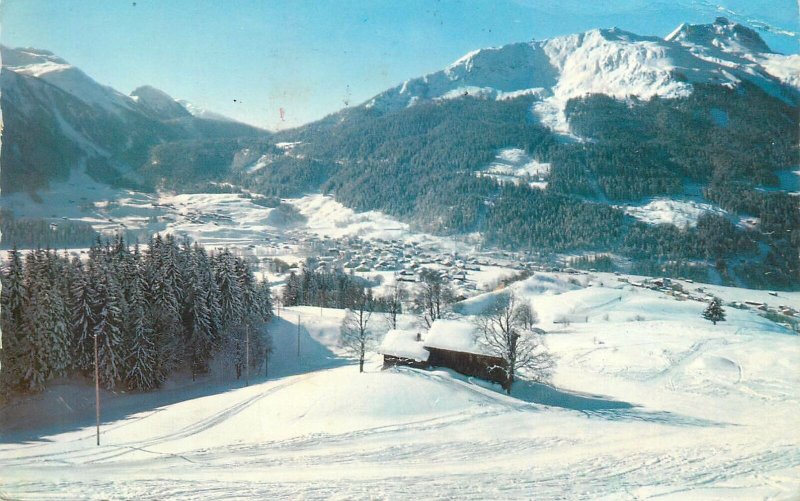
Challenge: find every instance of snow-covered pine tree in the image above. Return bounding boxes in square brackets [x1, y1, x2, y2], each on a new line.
[145, 237, 184, 377]
[235, 256, 256, 317]
[1, 247, 27, 390]
[21, 283, 48, 391]
[214, 250, 244, 329]
[18, 251, 56, 391]
[125, 251, 158, 391]
[92, 266, 125, 389]
[213, 250, 246, 378]
[253, 280, 273, 323]
[162, 234, 187, 307]
[703, 297, 726, 325]
[2, 248, 25, 327]
[72, 260, 97, 372]
[184, 244, 219, 378]
[282, 271, 300, 306]
[40, 250, 71, 378]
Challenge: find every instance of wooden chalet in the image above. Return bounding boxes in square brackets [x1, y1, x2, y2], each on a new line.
[379, 320, 510, 389]
[378, 330, 429, 369]
[424, 319, 509, 390]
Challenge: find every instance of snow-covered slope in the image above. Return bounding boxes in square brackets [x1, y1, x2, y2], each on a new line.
[666, 17, 773, 55]
[3, 46, 136, 114]
[365, 18, 798, 134]
[1, 279, 797, 499]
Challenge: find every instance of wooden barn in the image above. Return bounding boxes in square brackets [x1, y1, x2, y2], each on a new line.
[379, 320, 510, 390]
[424, 319, 509, 390]
[378, 329, 429, 369]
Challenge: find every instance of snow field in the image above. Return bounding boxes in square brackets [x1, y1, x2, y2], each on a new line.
[619, 198, 730, 229]
[2, 275, 799, 499]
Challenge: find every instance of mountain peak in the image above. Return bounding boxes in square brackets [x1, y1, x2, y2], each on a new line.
[130, 85, 191, 120]
[665, 18, 773, 54]
[0, 45, 69, 68]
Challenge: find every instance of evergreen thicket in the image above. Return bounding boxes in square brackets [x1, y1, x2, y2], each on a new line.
[280, 259, 392, 311]
[0, 235, 272, 395]
[0, 209, 99, 249]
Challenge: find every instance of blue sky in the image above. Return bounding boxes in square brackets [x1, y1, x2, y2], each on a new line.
[2, 0, 797, 129]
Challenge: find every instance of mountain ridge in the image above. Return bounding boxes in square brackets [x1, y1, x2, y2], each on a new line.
[0, 45, 268, 193]
[362, 19, 798, 134]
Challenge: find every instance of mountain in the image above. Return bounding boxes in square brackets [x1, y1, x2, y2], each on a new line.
[0, 46, 268, 193]
[130, 85, 192, 121]
[1, 20, 797, 289]
[251, 19, 799, 289]
[176, 99, 238, 122]
[665, 16, 773, 54]
[364, 17, 798, 134]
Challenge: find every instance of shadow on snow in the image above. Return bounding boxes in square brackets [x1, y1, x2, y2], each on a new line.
[0, 316, 347, 443]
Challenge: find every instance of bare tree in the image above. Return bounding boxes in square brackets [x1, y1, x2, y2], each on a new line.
[339, 295, 374, 372]
[384, 281, 406, 330]
[474, 292, 554, 394]
[413, 269, 455, 329]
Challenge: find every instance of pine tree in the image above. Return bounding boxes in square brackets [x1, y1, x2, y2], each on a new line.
[1, 248, 27, 391]
[282, 271, 300, 306]
[19, 251, 63, 391]
[72, 261, 97, 372]
[703, 297, 726, 325]
[214, 250, 244, 329]
[235, 256, 256, 319]
[185, 245, 219, 378]
[21, 287, 49, 391]
[125, 248, 158, 390]
[92, 267, 125, 389]
[145, 237, 183, 378]
[253, 280, 273, 323]
[40, 251, 71, 378]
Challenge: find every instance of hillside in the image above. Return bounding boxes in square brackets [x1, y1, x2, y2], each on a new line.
[0, 46, 268, 194]
[246, 19, 799, 289]
[1, 274, 798, 499]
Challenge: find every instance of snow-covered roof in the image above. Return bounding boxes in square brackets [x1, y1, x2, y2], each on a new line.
[379, 329, 429, 362]
[424, 319, 492, 357]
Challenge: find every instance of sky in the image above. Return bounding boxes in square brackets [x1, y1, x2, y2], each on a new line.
[1, 0, 797, 130]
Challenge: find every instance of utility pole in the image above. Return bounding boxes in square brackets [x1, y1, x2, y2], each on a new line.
[245, 325, 250, 387]
[94, 333, 100, 446]
[297, 314, 301, 360]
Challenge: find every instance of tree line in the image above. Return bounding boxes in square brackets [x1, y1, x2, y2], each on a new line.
[280, 259, 397, 312]
[0, 209, 99, 250]
[0, 234, 272, 396]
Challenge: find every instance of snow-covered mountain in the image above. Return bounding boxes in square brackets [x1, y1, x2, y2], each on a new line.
[176, 99, 238, 122]
[0, 46, 266, 193]
[365, 18, 799, 133]
[2, 47, 138, 115]
[130, 85, 193, 121]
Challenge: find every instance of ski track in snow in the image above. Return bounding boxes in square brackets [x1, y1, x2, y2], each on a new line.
[2, 292, 799, 499]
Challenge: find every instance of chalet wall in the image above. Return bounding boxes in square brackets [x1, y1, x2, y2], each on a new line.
[382, 355, 429, 370]
[425, 348, 508, 388]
